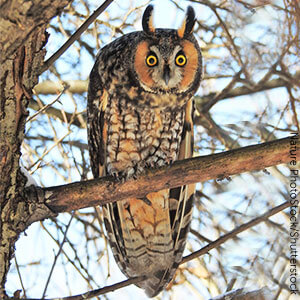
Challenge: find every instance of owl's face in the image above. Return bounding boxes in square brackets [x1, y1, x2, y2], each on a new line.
[133, 6, 202, 96]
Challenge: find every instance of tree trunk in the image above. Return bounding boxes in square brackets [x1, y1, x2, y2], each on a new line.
[0, 0, 71, 297]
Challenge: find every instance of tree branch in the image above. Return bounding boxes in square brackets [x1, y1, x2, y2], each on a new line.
[34, 71, 300, 96]
[31, 72, 300, 130]
[6, 276, 145, 300]
[28, 97, 86, 128]
[181, 200, 290, 264]
[209, 287, 273, 300]
[34, 80, 88, 95]
[40, 0, 114, 73]
[198, 70, 300, 112]
[34, 135, 298, 216]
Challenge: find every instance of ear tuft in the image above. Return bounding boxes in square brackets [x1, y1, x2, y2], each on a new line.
[178, 6, 196, 38]
[142, 5, 155, 35]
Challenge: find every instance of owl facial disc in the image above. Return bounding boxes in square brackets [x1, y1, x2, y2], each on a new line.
[133, 5, 201, 95]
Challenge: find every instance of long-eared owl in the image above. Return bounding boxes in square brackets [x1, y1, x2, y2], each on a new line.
[88, 5, 202, 297]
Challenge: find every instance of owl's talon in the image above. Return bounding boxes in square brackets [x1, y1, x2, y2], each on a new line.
[111, 171, 127, 182]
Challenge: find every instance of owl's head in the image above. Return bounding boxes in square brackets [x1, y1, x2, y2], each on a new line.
[134, 5, 202, 96]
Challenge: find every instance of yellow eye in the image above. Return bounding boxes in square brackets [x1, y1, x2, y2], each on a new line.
[175, 54, 187, 66]
[146, 54, 158, 67]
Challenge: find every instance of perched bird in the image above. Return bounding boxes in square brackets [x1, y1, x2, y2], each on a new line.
[87, 5, 202, 297]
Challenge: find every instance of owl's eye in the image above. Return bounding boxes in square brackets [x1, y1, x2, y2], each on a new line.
[175, 53, 187, 67]
[146, 53, 158, 67]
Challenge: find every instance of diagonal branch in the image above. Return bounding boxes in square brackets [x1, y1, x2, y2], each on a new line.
[40, 0, 114, 73]
[181, 201, 290, 264]
[38, 135, 298, 216]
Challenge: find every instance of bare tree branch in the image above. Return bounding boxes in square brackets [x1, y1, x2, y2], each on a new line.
[40, 0, 115, 73]
[31, 72, 300, 131]
[34, 71, 300, 97]
[6, 276, 145, 300]
[28, 136, 297, 218]
[34, 80, 88, 95]
[199, 70, 300, 112]
[209, 286, 273, 300]
[181, 201, 290, 264]
[28, 98, 86, 128]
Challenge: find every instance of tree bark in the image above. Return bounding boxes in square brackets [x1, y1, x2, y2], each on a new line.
[0, 0, 70, 65]
[0, 0, 72, 297]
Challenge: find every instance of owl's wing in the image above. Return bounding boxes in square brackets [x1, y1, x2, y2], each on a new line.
[154, 98, 195, 294]
[87, 59, 107, 178]
[88, 32, 137, 177]
[87, 52, 130, 273]
[171, 98, 195, 246]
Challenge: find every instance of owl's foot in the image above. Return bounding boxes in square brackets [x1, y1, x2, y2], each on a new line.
[111, 171, 128, 183]
[111, 166, 140, 182]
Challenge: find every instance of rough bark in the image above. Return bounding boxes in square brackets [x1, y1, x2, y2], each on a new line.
[0, 0, 70, 65]
[0, 0, 72, 297]
[0, 27, 46, 298]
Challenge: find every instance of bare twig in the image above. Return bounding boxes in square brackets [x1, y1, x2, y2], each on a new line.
[210, 286, 273, 300]
[42, 214, 74, 298]
[13, 257, 26, 298]
[27, 86, 68, 123]
[28, 98, 86, 128]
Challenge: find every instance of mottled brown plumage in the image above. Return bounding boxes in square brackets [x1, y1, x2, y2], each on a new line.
[87, 5, 202, 297]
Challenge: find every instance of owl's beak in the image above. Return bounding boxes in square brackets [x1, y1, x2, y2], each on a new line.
[163, 65, 170, 85]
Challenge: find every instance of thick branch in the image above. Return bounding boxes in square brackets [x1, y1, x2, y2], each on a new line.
[34, 80, 88, 95]
[42, 135, 298, 214]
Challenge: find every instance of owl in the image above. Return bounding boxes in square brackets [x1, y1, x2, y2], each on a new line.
[87, 5, 202, 297]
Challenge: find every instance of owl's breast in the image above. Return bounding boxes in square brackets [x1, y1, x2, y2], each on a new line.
[105, 95, 185, 177]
